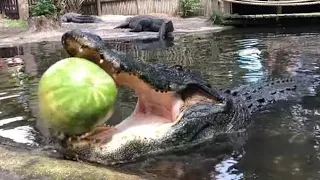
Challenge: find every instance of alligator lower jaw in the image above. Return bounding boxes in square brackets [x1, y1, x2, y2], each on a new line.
[71, 73, 184, 147]
[69, 72, 213, 151]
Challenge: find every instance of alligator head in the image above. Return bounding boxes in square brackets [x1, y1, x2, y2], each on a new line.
[58, 29, 250, 165]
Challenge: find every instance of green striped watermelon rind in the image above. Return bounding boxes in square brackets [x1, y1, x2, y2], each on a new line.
[38, 57, 118, 136]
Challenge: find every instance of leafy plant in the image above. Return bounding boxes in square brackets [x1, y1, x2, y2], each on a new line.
[210, 12, 226, 25]
[180, 0, 201, 17]
[30, 0, 57, 17]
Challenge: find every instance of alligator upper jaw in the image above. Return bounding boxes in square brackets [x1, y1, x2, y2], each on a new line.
[61, 36, 193, 139]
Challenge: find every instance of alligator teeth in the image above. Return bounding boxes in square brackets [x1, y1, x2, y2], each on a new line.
[67, 137, 72, 143]
[76, 136, 81, 141]
[93, 139, 100, 143]
[81, 133, 90, 137]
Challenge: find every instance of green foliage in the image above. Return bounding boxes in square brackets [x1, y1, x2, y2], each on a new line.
[180, 0, 201, 17]
[2, 19, 28, 29]
[210, 12, 226, 25]
[30, 0, 57, 17]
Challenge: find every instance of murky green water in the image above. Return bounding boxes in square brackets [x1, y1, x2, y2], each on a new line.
[1, 26, 320, 180]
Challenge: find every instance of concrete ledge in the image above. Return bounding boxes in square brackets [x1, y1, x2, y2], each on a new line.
[0, 145, 144, 180]
[0, 16, 232, 47]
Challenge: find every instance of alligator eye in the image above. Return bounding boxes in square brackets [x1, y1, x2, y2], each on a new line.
[171, 65, 183, 70]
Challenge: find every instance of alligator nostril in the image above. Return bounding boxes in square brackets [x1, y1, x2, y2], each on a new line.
[232, 91, 238, 96]
[257, 98, 265, 103]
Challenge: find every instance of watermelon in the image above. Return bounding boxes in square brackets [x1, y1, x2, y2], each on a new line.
[37, 57, 117, 136]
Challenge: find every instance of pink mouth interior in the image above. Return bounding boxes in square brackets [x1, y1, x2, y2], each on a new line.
[83, 73, 186, 141]
[115, 90, 184, 132]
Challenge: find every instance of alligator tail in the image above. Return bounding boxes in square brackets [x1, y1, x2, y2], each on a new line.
[158, 20, 174, 40]
[71, 15, 102, 23]
[114, 22, 130, 29]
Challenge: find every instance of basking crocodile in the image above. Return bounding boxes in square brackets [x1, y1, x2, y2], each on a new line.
[114, 15, 174, 40]
[54, 29, 320, 165]
[60, 13, 103, 23]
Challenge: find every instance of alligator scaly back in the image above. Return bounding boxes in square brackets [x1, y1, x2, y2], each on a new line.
[226, 74, 320, 114]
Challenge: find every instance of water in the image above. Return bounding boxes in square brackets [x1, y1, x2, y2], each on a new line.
[1, 27, 320, 179]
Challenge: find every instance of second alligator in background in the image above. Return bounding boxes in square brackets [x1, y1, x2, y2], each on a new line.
[60, 13, 103, 23]
[114, 15, 174, 40]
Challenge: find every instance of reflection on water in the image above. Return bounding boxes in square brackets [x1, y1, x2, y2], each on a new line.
[236, 38, 263, 83]
[0, 27, 320, 179]
[215, 153, 244, 180]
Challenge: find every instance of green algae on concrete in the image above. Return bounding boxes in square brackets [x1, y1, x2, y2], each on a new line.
[0, 146, 144, 180]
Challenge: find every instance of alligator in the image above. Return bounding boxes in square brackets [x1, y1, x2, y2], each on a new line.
[114, 15, 174, 40]
[53, 29, 320, 166]
[60, 13, 103, 23]
[109, 37, 175, 53]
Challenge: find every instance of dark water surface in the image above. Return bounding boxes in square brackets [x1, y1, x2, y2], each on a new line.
[1, 26, 320, 180]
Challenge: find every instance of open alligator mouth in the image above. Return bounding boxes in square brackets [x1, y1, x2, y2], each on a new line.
[61, 30, 225, 151]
